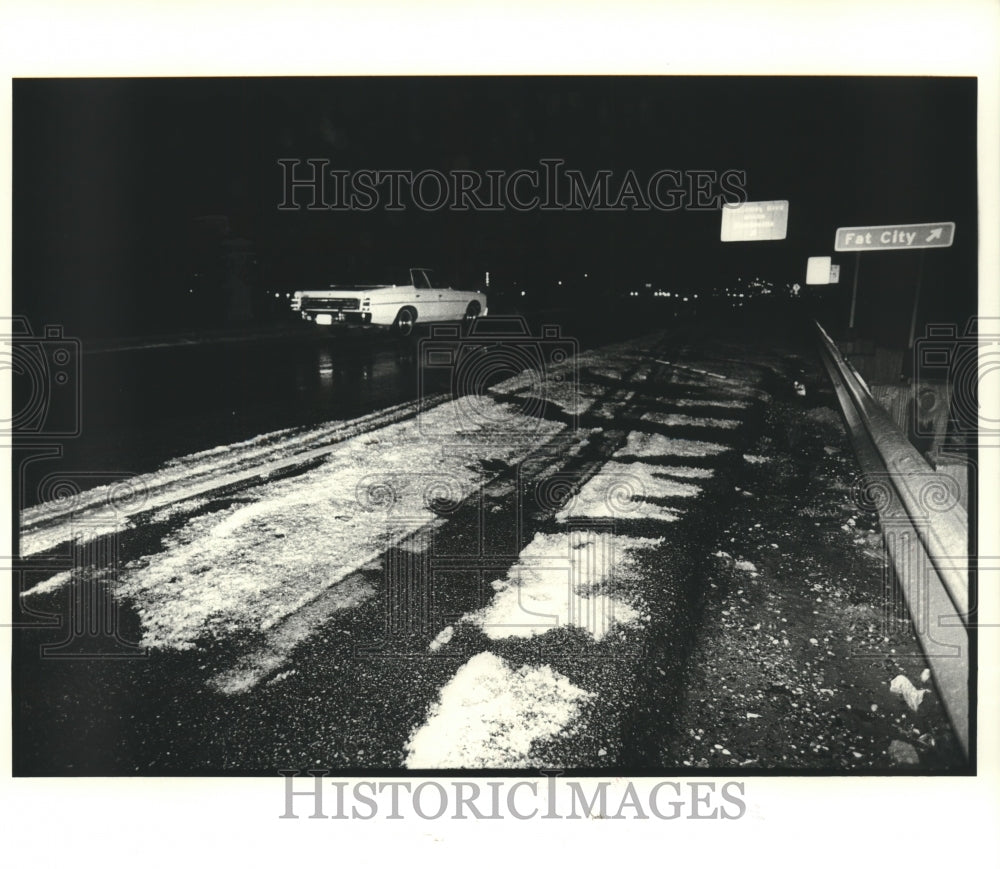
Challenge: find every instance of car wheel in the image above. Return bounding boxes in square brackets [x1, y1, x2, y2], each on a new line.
[393, 306, 417, 336]
[463, 301, 482, 323]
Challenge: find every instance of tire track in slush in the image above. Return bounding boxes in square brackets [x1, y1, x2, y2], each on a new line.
[203, 337, 668, 695]
[16, 331, 766, 772]
[401, 351, 765, 769]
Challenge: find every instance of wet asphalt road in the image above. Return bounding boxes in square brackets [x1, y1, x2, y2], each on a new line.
[11, 311, 963, 775]
[18, 309, 647, 511]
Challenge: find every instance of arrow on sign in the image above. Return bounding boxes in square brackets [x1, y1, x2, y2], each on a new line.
[926, 227, 943, 242]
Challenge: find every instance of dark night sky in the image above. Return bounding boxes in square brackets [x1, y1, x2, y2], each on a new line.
[12, 76, 978, 339]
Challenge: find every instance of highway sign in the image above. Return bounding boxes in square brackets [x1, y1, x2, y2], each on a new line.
[721, 200, 789, 242]
[834, 222, 955, 252]
[806, 256, 832, 285]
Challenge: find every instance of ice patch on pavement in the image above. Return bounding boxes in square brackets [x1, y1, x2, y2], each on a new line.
[466, 531, 659, 640]
[116, 397, 564, 651]
[429, 625, 455, 652]
[486, 332, 659, 416]
[19, 570, 74, 598]
[147, 497, 211, 524]
[640, 411, 740, 430]
[404, 651, 593, 768]
[555, 461, 699, 522]
[488, 370, 598, 416]
[19, 397, 453, 558]
[655, 465, 715, 479]
[890, 674, 929, 712]
[490, 366, 650, 418]
[674, 398, 748, 410]
[613, 431, 730, 460]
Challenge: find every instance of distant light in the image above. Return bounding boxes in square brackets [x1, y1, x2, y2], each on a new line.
[584, 273, 589, 278]
[683, 296, 689, 302]
[274, 292, 280, 298]
[557, 280, 562, 286]
[666, 292, 671, 298]
[485, 270, 490, 287]
[521, 290, 526, 296]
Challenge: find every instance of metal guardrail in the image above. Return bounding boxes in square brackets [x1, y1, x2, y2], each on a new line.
[815, 321, 969, 759]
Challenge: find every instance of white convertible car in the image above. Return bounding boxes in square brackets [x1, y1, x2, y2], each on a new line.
[290, 267, 487, 335]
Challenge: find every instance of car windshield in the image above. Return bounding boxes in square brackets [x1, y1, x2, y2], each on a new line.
[322, 267, 442, 288]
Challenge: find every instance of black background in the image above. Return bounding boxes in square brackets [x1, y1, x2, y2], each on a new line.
[13, 76, 978, 343]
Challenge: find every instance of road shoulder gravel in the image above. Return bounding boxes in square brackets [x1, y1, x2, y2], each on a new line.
[661, 369, 965, 771]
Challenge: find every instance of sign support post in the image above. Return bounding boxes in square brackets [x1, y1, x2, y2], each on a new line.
[849, 252, 861, 331]
[908, 248, 926, 349]
[835, 221, 954, 335]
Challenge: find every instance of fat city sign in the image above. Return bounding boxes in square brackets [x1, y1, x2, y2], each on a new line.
[834, 222, 955, 252]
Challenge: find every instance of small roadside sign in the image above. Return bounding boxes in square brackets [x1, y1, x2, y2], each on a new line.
[806, 256, 832, 285]
[721, 200, 789, 242]
[829, 264, 840, 283]
[834, 222, 955, 252]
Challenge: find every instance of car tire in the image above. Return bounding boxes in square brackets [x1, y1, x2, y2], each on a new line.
[463, 301, 482, 323]
[393, 306, 417, 336]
